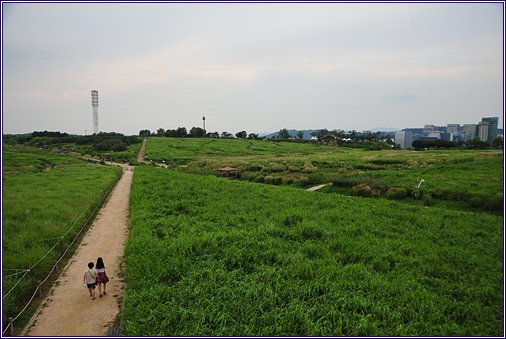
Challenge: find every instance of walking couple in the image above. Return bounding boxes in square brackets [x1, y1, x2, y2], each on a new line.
[83, 257, 109, 300]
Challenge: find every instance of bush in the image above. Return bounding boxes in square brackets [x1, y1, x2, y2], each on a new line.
[286, 179, 294, 185]
[422, 194, 433, 206]
[274, 177, 282, 185]
[307, 172, 325, 184]
[288, 166, 300, 173]
[351, 183, 372, 197]
[273, 164, 287, 173]
[265, 176, 274, 184]
[248, 165, 262, 172]
[299, 176, 309, 187]
[255, 175, 265, 183]
[261, 167, 272, 174]
[385, 187, 407, 200]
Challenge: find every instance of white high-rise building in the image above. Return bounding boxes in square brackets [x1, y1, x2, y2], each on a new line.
[91, 90, 99, 134]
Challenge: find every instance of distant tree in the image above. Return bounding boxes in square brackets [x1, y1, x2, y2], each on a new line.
[278, 128, 291, 139]
[176, 127, 188, 138]
[157, 128, 165, 137]
[466, 136, 484, 149]
[207, 131, 220, 138]
[3, 137, 16, 146]
[189, 127, 204, 138]
[492, 135, 503, 148]
[221, 131, 233, 138]
[347, 130, 357, 142]
[248, 133, 259, 139]
[235, 131, 247, 139]
[297, 131, 304, 140]
[139, 129, 151, 137]
[165, 129, 177, 137]
[112, 142, 127, 152]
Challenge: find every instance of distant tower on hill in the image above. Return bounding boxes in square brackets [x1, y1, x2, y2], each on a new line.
[91, 90, 99, 134]
[203, 116, 206, 135]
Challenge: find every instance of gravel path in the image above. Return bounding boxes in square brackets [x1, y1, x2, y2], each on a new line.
[24, 170, 133, 336]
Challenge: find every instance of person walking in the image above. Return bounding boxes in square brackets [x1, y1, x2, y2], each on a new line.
[83, 262, 98, 300]
[95, 257, 108, 298]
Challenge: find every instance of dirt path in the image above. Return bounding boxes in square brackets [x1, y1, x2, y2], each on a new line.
[138, 138, 147, 162]
[24, 170, 133, 337]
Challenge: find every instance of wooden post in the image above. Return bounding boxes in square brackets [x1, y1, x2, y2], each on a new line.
[54, 260, 58, 272]
[9, 317, 13, 336]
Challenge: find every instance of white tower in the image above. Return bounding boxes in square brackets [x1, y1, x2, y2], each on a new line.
[91, 90, 99, 134]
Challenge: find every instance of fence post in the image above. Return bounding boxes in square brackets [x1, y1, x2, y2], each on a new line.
[54, 260, 58, 272]
[9, 317, 13, 336]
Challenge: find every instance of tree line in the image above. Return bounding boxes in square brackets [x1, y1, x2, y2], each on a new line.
[139, 128, 259, 140]
[3, 131, 142, 152]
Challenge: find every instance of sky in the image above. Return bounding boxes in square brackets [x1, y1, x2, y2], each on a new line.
[2, 1, 504, 136]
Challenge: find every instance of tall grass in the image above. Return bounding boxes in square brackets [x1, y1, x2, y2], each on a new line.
[123, 167, 503, 336]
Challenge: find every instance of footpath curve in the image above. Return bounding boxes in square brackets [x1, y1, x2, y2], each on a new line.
[24, 169, 133, 336]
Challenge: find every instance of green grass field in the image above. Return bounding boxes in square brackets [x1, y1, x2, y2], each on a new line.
[123, 166, 503, 336]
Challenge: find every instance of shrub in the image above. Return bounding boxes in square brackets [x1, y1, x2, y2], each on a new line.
[385, 187, 407, 200]
[288, 166, 300, 173]
[307, 172, 325, 184]
[265, 176, 274, 184]
[299, 176, 309, 187]
[422, 194, 433, 206]
[274, 176, 282, 185]
[351, 183, 372, 197]
[248, 165, 262, 172]
[303, 161, 317, 173]
[273, 164, 287, 173]
[248, 173, 258, 182]
[261, 167, 272, 174]
[255, 175, 265, 183]
[286, 179, 294, 185]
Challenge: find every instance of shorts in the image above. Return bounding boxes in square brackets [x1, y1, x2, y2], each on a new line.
[87, 283, 96, 289]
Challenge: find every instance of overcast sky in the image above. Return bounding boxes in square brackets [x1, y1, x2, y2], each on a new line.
[2, 1, 504, 136]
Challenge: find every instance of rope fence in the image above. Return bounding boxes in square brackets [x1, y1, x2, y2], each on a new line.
[2, 169, 123, 335]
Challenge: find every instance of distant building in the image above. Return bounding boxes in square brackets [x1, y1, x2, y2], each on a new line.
[321, 135, 338, 143]
[447, 124, 460, 134]
[428, 132, 441, 139]
[462, 124, 476, 141]
[440, 133, 453, 141]
[395, 131, 413, 149]
[476, 117, 499, 144]
[423, 125, 435, 134]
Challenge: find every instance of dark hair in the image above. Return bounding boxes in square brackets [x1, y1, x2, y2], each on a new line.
[96, 257, 105, 269]
[88, 262, 94, 269]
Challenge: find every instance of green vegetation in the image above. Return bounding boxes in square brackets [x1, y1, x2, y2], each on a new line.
[3, 131, 143, 164]
[157, 141, 502, 213]
[123, 167, 502, 336]
[142, 137, 329, 164]
[2, 147, 90, 174]
[2, 159, 122, 326]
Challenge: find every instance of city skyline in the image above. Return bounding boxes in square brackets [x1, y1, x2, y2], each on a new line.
[3, 2, 504, 136]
